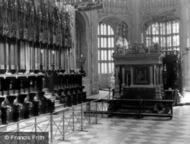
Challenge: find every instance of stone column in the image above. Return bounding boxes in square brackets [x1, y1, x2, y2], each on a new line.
[180, 0, 190, 92]
[86, 11, 99, 94]
[131, 0, 141, 44]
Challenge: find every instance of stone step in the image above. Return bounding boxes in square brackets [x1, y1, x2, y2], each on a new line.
[55, 100, 64, 108]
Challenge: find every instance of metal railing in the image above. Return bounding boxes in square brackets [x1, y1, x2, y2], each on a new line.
[0, 91, 111, 144]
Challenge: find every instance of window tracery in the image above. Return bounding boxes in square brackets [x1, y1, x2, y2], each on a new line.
[145, 19, 180, 55]
[98, 21, 128, 74]
[98, 23, 114, 74]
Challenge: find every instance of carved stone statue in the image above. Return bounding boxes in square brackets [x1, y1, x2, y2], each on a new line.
[115, 36, 129, 54]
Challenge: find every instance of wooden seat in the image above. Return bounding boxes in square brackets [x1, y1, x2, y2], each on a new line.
[28, 75, 37, 93]
[17, 76, 28, 94]
[0, 97, 8, 124]
[37, 91, 55, 114]
[37, 91, 47, 114]
[4, 76, 17, 95]
[17, 94, 30, 119]
[5, 95, 19, 122]
[28, 93, 39, 116]
[65, 88, 72, 107]
[76, 87, 82, 104]
[0, 77, 5, 96]
[57, 89, 66, 105]
[70, 88, 77, 105]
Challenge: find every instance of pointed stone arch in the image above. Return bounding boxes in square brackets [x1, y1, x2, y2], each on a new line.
[75, 11, 89, 74]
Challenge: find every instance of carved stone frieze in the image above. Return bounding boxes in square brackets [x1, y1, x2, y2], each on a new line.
[142, 8, 179, 30]
[98, 0, 131, 16]
[141, 0, 179, 11]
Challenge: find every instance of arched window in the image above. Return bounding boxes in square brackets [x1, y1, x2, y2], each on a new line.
[115, 21, 129, 49]
[145, 20, 180, 54]
[117, 22, 128, 39]
[98, 23, 114, 74]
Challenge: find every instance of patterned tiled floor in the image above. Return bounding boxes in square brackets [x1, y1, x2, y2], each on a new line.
[56, 105, 190, 144]
[1, 89, 190, 144]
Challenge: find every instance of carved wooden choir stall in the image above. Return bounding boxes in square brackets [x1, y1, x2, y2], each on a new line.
[0, 1, 86, 125]
[109, 43, 174, 119]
